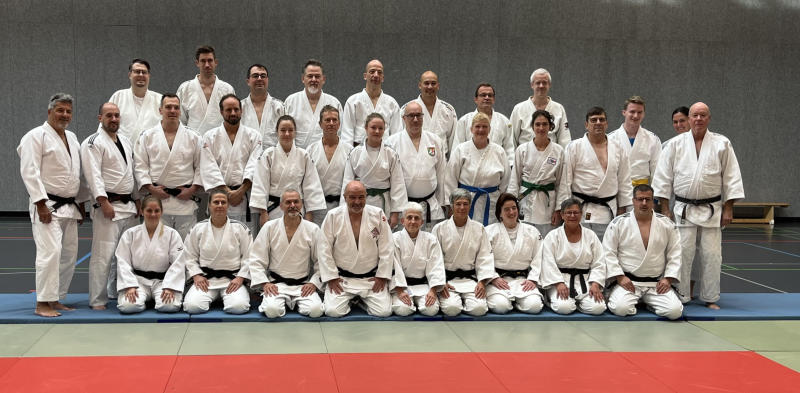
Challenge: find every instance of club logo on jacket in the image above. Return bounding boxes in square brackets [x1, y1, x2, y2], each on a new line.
[547, 157, 557, 165]
[427, 147, 435, 156]
[371, 227, 380, 239]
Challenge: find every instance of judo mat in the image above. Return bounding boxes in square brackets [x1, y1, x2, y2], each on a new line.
[3, 292, 800, 324]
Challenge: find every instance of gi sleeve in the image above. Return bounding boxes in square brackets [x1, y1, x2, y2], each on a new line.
[433, 135, 447, 211]
[243, 136, 263, 183]
[235, 226, 253, 280]
[443, 148, 463, 207]
[602, 220, 625, 279]
[199, 133, 226, 190]
[451, 115, 469, 153]
[375, 211, 395, 280]
[339, 150, 356, 206]
[586, 230, 607, 287]
[114, 230, 139, 291]
[426, 237, 447, 289]
[616, 147, 634, 208]
[134, 132, 153, 188]
[387, 149, 408, 213]
[249, 149, 271, 211]
[651, 140, 676, 200]
[17, 132, 48, 204]
[300, 152, 328, 212]
[475, 226, 495, 283]
[538, 232, 566, 288]
[649, 134, 662, 182]
[663, 218, 682, 281]
[721, 140, 745, 202]
[80, 137, 108, 202]
[308, 226, 329, 290]
[340, 97, 358, 146]
[508, 144, 524, 197]
[318, 213, 341, 283]
[557, 110, 572, 148]
[247, 225, 271, 288]
[556, 143, 576, 208]
[191, 134, 203, 188]
[179, 226, 204, 279]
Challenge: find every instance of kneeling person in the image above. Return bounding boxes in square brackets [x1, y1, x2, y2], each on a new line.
[605, 185, 683, 320]
[249, 190, 326, 318]
[391, 202, 446, 316]
[432, 189, 495, 317]
[320, 181, 398, 317]
[116, 195, 185, 313]
[182, 189, 253, 314]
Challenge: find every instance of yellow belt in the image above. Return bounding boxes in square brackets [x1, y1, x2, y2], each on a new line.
[632, 178, 649, 186]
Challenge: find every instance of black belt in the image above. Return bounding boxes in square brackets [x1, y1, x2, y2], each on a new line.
[445, 268, 476, 281]
[200, 266, 239, 280]
[269, 271, 309, 286]
[572, 191, 616, 217]
[337, 266, 378, 279]
[607, 271, 682, 296]
[495, 268, 529, 279]
[675, 195, 722, 220]
[559, 267, 590, 298]
[267, 195, 281, 213]
[228, 185, 251, 222]
[325, 195, 339, 203]
[153, 184, 201, 204]
[46, 193, 79, 212]
[408, 190, 437, 225]
[133, 268, 166, 281]
[92, 192, 133, 209]
[405, 276, 428, 286]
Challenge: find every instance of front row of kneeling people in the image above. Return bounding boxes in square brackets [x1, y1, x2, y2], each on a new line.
[116, 181, 683, 320]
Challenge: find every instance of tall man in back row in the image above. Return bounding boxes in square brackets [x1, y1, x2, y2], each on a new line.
[400, 71, 458, 157]
[109, 59, 163, 142]
[240, 63, 285, 149]
[177, 45, 236, 135]
[510, 68, 571, 147]
[653, 102, 744, 309]
[341, 59, 402, 146]
[607, 96, 661, 189]
[285, 59, 342, 149]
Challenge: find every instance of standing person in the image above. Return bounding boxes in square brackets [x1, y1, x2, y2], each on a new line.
[177, 45, 235, 135]
[400, 71, 457, 157]
[181, 189, 252, 314]
[284, 60, 343, 149]
[557, 107, 633, 240]
[200, 94, 262, 224]
[250, 115, 326, 226]
[134, 94, 203, 240]
[510, 68, 571, 147]
[652, 102, 744, 309]
[109, 59, 163, 142]
[385, 102, 447, 230]
[307, 105, 353, 226]
[240, 64, 285, 149]
[115, 195, 185, 314]
[539, 199, 607, 315]
[607, 96, 661, 188]
[81, 103, 140, 309]
[451, 83, 515, 167]
[341, 113, 408, 229]
[18, 93, 88, 317]
[341, 59, 402, 146]
[248, 190, 326, 318]
[508, 109, 564, 238]
[445, 113, 511, 226]
[485, 194, 561, 314]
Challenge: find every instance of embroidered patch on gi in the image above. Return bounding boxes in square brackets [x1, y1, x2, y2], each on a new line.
[427, 147, 435, 156]
[547, 157, 557, 165]
[371, 227, 380, 238]
[585, 212, 591, 221]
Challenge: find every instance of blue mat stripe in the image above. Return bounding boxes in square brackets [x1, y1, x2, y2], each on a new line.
[1, 293, 798, 323]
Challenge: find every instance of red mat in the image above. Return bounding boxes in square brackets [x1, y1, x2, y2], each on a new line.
[0, 358, 19, 380]
[0, 355, 176, 393]
[621, 351, 800, 393]
[478, 352, 674, 392]
[165, 354, 338, 392]
[329, 352, 509, 392]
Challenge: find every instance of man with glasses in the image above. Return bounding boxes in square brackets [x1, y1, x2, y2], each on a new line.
[241, 64, 285, 149]
[400, 71, 457, 158]
[385, 102, 447, 230]
[341, 59, 402, 146]
[653, 102, 744, 310]
[177, 45, 235, 135]
[604, 185, 683, 320]
[557, 107, 632, 241]
[451, 83, 515, 167]
[285, 59, 342, 149]
[110, 59, 163, 142]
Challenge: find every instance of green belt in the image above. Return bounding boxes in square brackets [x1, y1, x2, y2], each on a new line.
[366, 188, 391, 212]
[518, 181, 555, 207]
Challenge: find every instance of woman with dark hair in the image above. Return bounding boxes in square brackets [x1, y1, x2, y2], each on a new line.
[485, 193, 561, 314]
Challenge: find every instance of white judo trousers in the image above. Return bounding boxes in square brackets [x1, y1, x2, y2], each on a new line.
[18, 123, 89, 303]
[88, 212, 135, 305]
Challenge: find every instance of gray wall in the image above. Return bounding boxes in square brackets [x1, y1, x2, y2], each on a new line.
[3, 0, 800, 216]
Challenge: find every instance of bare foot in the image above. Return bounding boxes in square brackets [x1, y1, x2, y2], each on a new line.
[35, 302, 61, 317]
[91, 305, 107, 310]
[706, 302, 720, 310]
[49, 301, 75, 311]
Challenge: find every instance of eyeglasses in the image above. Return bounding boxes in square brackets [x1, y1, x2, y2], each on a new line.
[634, 197, 654, 203]
[130, 70, 149, 76]
[562, 211, 581, 216]
[250, 73, 268, 80]
[588, 118, 607, 123]
[404, 113, 422, 119]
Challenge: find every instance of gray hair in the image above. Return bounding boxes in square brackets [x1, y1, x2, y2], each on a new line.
[48, 93, 74, 110]
[280, 188, 302, 203]
[450, 188, 472, 206]
[402, 202, 424, 218]
[560, 198, 583, 212]
[530, 68, 551, 84]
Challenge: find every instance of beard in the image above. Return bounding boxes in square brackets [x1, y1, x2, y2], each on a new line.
[307, 86, 320, 95]
[286, 210, 301, 218]
[224, 117, 241, 125]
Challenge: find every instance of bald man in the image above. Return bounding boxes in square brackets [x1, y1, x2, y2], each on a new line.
[81, 103, 140, 309]
[652, 102, 744, 309]
[341, 59, 402, 146]
[400, 71, 457, 157]
[318, 181, 404, 317]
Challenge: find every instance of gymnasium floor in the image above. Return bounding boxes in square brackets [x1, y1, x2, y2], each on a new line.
[1, 219, 800, 392]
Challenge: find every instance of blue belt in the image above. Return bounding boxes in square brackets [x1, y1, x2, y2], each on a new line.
[458, 183, 499, 226]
